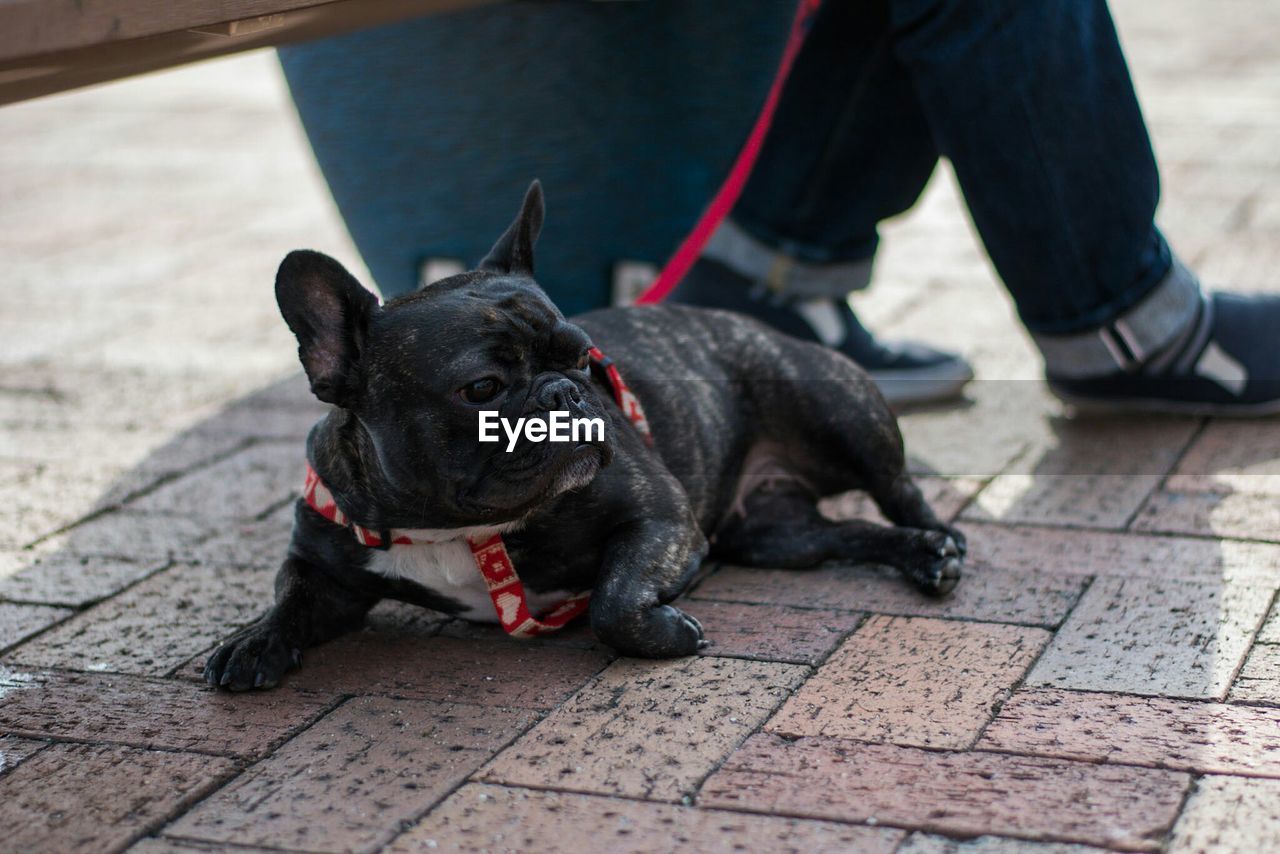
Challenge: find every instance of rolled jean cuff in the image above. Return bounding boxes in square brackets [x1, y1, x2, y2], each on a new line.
[1033, 257, 1203, 379]
[703, 218, 873, 299]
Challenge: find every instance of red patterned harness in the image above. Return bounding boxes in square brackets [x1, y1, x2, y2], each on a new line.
[301, 347, 650, 638]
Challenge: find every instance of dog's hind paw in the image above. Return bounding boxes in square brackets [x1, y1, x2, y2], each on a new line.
[903, 532, 964, 598]
[204, 622, 298, 692]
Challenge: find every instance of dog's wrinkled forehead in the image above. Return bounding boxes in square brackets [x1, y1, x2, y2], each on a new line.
[474, 279, 564, 352]
[375, 272, 570, 370]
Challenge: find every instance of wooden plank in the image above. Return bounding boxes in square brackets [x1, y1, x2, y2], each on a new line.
[0, 0, 499, 105]
[0, 1, 342, 61]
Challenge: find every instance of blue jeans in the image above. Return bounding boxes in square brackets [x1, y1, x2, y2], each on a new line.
[732, 0, 1174, 336]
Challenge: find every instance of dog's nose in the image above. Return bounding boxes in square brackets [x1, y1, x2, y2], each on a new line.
[536, 376, 583, 411]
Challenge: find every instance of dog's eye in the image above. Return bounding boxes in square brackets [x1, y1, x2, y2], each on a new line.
[459, 377, 503, 404]
[575, 350, 590, 371]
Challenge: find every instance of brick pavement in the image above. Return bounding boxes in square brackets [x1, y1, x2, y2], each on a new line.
[1, 1, 1278, 850]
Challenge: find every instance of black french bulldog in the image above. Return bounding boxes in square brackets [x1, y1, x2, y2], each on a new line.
[205, 181, 964, 691]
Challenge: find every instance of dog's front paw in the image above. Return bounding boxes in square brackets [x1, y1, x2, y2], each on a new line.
[204, 622, 300, 691]
[903, 531, 964, 598]
[597, 604, 707, 659]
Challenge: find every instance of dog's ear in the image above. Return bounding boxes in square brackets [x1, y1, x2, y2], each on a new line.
[275, 250, 379, 407]
[479, 180, 544, 276]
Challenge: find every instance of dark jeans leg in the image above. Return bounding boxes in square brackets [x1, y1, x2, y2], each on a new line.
[733, 0, 939, 268]
[733, 0, 1194, 350]
[888, 0, 1174, 336]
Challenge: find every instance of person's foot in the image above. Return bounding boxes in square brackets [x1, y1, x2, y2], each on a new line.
[670, 258, 973, 406]
[1048, 292, 1280, 416]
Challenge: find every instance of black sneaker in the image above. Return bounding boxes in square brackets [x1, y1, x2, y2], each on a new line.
[1049, 292, 1280, 416]
[670, 258, 973, 406]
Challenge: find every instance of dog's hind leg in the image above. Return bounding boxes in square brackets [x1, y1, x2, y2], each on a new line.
[713, 486, 962, 596]
[742, 338, 967, 556]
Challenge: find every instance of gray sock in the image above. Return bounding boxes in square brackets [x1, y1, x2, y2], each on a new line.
[703, 218, 874, 300]
[1033, 258, 1204, 379]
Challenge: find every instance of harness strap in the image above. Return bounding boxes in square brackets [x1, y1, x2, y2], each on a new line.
[303, 465, 417, 549]
[469, 533, 592, 637]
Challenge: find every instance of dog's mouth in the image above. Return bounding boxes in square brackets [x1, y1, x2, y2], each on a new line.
[554, 443, 608, 488]
[459, 442, 609, 519]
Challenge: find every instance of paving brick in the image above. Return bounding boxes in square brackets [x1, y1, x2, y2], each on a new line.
[1168, 775, 1280, 853]
[1132, 490, 1280, 542]
[0, 364, 248, 434]
[700, 734, 1188, 851]
[898, 834, 1108, 853]
[878, 275, 1039, 382]
[0, 550, 166, 608]
[27, 512, 213, 563]
[1256, 600, 1280, 644]
[0, 667, 333, 758]
[19, 430, 252, 510]
[678, 600, 860, 664]
[0, 742, 235, 853]
[171, 600, 456, 684]
[980, 688, 1280, 777]
[967, 521, 1280, 583]
[178, 502, 294, 570]
[1, 460, 128, 548]
[232, 373, 328, 414]
[692, 563, 1084, 628]
[768, 616, 1048, 749]
[963, 418, 1198, 528]
[479, 656, 807, 801]
[967, 475, 1163, 530]
[0, 602, 72, 652]
[131, 839, 276, 853]
[1027, 576, 1273, 699]
[6, 562, 273, 675]
[1167, 421, 1280, 496]
[130, 442, 299, 520]
[0, 735, 48, 777]
[896, 382, 1053, 478]
[391, 782, 906, 853]
[0, 423, 241, 477]
[819, 477, 984, 525]
[1228, 643, 1280, 704]
[291, 634, 611, 709]
[166, 696, 531, 852]
[189, 397, 325, 442]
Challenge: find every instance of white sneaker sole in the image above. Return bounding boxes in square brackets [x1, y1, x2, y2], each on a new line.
[1049, 385, 1280, 418]
[872, 361, 975, 408]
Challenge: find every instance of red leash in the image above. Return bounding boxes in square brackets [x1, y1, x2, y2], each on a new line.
[636, 0, 823, 305]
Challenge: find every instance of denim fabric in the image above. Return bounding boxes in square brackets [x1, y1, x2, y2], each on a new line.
[733, 0, 1177, 336]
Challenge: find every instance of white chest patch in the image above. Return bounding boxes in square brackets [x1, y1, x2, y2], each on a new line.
[363, 527, 574, 623]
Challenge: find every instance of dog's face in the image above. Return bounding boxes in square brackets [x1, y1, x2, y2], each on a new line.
[275, 182, 613, 528]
